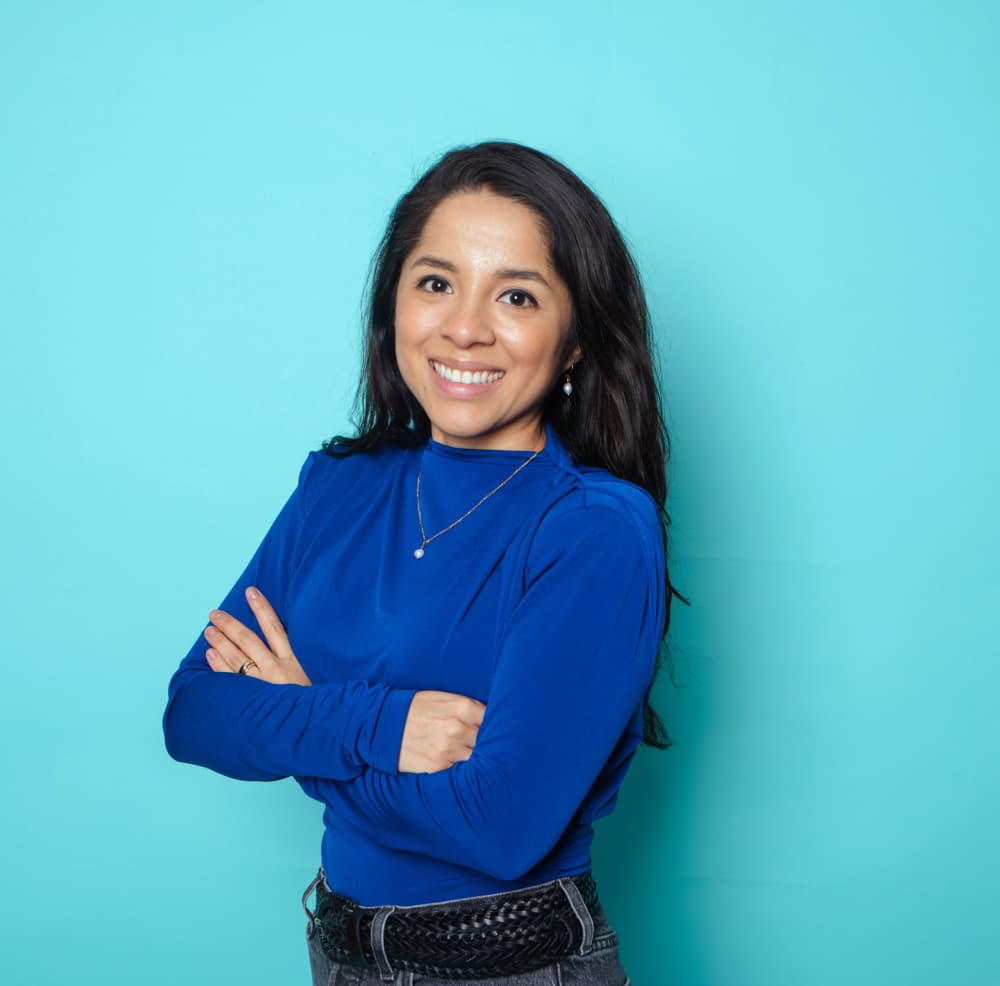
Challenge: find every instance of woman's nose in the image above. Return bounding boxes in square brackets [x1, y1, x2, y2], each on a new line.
[440, 298, 496, 348]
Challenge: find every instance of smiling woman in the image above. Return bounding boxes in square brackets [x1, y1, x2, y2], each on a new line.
[394, 190, 578, 451]
[163, 140, 683, 985]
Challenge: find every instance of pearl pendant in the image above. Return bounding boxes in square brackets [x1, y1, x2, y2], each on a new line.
[413, 547, 425, 559]
[562, 380, 573, 396]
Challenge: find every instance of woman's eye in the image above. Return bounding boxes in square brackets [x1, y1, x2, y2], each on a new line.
[418, 276, 450, 293]
[499, 289, 537, 308]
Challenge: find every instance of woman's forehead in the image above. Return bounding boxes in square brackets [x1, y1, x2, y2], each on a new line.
[409, 190, 555, 273]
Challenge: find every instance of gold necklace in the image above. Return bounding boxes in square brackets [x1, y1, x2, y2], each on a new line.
[413, 448, 542, 559]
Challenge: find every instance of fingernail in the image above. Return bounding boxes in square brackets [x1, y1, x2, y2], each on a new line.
[247, 587, 259, 601]
[209, 610, 221, 621]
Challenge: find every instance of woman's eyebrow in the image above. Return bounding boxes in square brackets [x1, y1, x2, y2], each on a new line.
[495, 267, 551, 289]
[410, 255, 551, 290]
[411, 254, 458, 272]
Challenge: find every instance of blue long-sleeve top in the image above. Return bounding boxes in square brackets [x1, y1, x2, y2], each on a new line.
[163, 422, 665, 906]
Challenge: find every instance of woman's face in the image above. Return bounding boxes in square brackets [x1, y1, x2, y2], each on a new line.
[394, 189, 579, 450]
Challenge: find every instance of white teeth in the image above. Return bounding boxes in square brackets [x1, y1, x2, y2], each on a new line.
[431, 361, 504, 385]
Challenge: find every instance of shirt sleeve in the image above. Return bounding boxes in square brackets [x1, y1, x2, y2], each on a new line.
[296, 493, 665, 880]
[162, 451, 416, 782]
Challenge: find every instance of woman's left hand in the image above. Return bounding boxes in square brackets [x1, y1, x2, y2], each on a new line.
[203, 586, 312, 685]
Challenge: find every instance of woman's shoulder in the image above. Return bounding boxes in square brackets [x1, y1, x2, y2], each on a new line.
[546, 460, 662, 540]
[568, 464, 661, 527]
[292, 438, 418, 510]
[540, 426, 662, 540]
[526, 461, 665, 577]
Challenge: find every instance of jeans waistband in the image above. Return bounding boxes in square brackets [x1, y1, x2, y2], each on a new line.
[302, 867, 605, 982]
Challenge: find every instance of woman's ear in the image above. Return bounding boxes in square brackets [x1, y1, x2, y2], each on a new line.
[564, 344, 582, 371]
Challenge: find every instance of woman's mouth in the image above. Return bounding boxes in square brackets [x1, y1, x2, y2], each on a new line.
[430, 360, 505, 386]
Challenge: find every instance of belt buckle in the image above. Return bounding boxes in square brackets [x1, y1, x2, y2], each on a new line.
[343, 904, 370, 968]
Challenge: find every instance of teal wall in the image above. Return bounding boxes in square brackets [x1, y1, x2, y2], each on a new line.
[2, 3, 997, 984]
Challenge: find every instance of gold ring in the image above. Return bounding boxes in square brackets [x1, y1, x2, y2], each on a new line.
[238, 659, 258, 675]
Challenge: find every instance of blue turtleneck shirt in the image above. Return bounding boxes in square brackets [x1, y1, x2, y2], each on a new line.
[163, 423, 665, 906]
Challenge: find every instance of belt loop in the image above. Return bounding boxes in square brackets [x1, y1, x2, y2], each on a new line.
[557, 877, 595, 955]
[371, 905, 397, 982]
[301, 868, 324, 923]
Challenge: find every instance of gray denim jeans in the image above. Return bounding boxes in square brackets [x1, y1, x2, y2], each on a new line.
[302, 869, 630, 986]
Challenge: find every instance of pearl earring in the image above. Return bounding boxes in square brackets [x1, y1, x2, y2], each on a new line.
[562, 371, 573, 397]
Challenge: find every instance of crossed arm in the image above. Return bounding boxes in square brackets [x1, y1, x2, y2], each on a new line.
[169, 502, 664, 881]
[162, 452, 480, 782]
[161, 442, 665, 881]
[199, 584, 484, 774]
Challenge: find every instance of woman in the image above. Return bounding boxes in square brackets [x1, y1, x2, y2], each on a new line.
[164, 140, 680, 985]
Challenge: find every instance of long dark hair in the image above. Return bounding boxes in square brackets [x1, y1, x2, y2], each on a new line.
[325, 140, 688, 748]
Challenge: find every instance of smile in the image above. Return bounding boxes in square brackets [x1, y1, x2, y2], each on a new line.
[430, 360, 505, 385]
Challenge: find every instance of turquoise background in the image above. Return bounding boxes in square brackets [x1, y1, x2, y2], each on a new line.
[2, 2, 997, 984]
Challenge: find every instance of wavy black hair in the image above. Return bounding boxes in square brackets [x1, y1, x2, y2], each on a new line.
[325, 140, 688, 748]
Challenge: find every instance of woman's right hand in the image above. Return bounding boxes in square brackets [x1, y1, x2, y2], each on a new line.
[398, 691, 486, 773]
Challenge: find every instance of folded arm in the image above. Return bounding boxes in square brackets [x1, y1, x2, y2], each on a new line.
[162, 452, 415, 781]
[297, 498, 666, 881]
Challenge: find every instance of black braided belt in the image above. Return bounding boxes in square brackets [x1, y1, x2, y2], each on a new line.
[311, 871, 601, 980]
